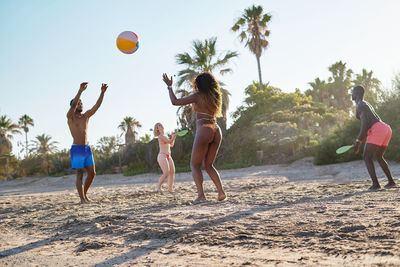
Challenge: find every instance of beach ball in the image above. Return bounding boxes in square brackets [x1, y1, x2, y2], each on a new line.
[116, 31, 139, 54]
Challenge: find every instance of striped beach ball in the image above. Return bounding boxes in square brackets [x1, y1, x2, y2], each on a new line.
[116, 31, 139, 54]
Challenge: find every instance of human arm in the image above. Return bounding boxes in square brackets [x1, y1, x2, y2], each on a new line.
[158, 134, 176, 145]
[357, 112, 369, 142]
[170, 132, 177, 147]
[354, 111, 368, 154]
[67, 82, 87, 118]
[162, 73, 198, 106]
[84, 83, 108, 117]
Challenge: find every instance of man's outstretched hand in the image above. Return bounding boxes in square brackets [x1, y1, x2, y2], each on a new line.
[353, 141, 361, 154]
[101, 83, 108, 93]
[79, 82, 88, 92]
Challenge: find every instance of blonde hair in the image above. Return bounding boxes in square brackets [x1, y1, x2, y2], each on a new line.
[192, 72, 222, 117]
[153, 122, 162, 137]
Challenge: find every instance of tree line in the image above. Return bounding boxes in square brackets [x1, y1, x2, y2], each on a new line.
[1, 5, 399, 179]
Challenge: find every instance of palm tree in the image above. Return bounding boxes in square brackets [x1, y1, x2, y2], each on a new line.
[18, 114, 34, 157]
[0, 115, 21, 179]
[31, 134, 58, 175]
[175, 37, 238, 131]
[353, 69, 383, 107]
[327, 61, 353, 112]
[306, 78, 328, 105]
[232, 5, 272, 90]
[118, 117, 142, 146]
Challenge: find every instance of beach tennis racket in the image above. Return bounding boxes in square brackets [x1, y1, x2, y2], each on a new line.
[177, 129, 188, 137]
[336, 144, 354, 154]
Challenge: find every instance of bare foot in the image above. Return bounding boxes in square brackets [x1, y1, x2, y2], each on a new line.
[193, 197, 206, 204]
[369, 184, 381, 191]
[80, 199, 89, 204]
[84, 196, 91, 202]
[157, 188, 163, 194]
[218, 193, 227, 201]
[384, 182, 397, 188]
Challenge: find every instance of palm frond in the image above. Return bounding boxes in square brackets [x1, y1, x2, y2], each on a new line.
[219, 68, 233, 75]
[231, 24, 240, 31]
[176, 52, 194, 66]
[239, 31, 247, 42]
[176, 68, 198, 87]
[211, 51, 239, 70]
[118, 121, 127, 132]
[236, 17, 245, 26]
[260, 14, 272, 26]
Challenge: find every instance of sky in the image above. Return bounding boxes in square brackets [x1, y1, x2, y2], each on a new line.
[1, 0, 400, 157]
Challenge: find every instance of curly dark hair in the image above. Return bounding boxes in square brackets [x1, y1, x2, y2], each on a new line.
[192, 72, 222, 117]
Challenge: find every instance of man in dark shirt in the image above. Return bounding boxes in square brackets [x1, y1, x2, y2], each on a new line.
[352, 85, 396, 190]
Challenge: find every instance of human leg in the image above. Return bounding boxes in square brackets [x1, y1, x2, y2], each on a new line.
[203, 128, 225, 201]
[191, 127, 213, 201]
[157, 153, 170, 191]
[167, 157, 175, 192]
[75, 169, 86, 203]
[375, 146, 396, 187]
[363, 143, 380, 190]
[83, 165, 95, 202]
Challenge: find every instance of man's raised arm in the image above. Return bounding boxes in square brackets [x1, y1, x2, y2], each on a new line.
[67, 82, 88, 118]
[85, 83, 108, 117]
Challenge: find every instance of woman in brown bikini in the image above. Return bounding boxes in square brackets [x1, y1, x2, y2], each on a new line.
[162, 72, 226, 203]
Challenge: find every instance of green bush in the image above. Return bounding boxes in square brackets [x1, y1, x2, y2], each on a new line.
[174, 159, 191, 173]
[0, 155, 19, 178]
[376, 95, 400, 161]
[18, 156, 43, 176]
[123, 160, 148, 176]
[314, 119, 362, 165]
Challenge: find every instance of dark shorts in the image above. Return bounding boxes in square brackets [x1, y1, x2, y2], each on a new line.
[70, 145, 94, 169]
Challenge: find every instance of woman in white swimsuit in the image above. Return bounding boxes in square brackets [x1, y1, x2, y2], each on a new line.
[154, 122, 177, 192]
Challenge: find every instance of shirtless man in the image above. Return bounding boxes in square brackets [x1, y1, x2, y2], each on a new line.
[352, 85, 396, 190]
[67, 82, 108, 203]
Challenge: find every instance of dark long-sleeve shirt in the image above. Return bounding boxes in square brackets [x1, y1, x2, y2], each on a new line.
[355, 100, 381, 141]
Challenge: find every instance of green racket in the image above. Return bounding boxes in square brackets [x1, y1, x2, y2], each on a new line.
[336, 144, 354, 154]
[177, 129, 188, 137]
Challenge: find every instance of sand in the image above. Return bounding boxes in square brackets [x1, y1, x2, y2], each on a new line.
[1, 157, 400, 266]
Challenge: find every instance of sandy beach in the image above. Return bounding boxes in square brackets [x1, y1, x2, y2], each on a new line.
[1, 157, 400, 266]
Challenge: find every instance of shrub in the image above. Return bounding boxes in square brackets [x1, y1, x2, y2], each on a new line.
[314, 119, 362, 165]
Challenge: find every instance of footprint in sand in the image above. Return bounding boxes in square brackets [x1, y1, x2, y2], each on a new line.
[339, 225, 366, 233]
[325, 220, 343, 226]
[76, 241, 112, 252]
[390, 222, 400, 227]
[368, 235, 391, 240]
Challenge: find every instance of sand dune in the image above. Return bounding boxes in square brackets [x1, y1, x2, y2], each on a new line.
[1, 158, 400, 266]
